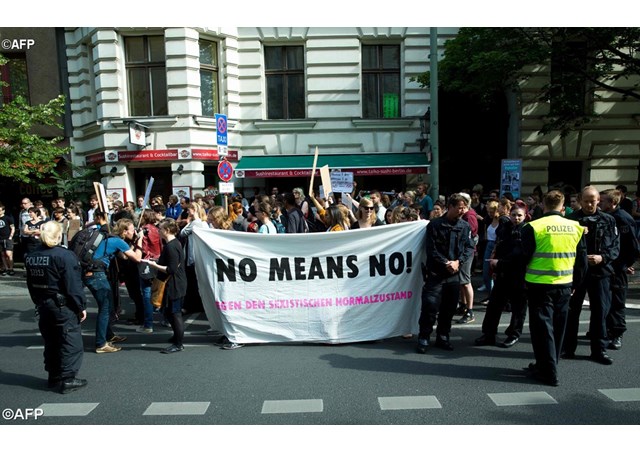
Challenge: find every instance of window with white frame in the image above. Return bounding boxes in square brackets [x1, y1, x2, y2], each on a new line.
[362, 44, 401, 119]
[125, 36, 167, 116]
[264, 45, 305, 119]
[199, 39, 219, 117]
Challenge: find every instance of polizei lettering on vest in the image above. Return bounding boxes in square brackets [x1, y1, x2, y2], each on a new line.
[546, 225, 574, 233]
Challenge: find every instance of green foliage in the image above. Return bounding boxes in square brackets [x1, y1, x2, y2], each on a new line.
[43, 161, 98, 202]
[413, 28, 640, 136]
[0, 54, 71, 184]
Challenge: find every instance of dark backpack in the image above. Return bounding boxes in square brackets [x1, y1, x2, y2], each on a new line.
[69, 228, 108, 272]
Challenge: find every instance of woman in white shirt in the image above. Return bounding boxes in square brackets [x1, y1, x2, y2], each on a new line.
[256, 202, 278, 235]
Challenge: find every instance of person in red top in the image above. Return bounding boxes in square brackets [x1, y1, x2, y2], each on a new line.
[457, 192, 479, 324]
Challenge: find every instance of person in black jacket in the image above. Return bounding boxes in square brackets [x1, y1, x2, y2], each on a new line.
[599, 188, 640, 350]
[416, 193, 475, 353]
[475, 202, 529, 348]
[564, 186, 620, 365]
[26, 221, 88, 394]
[145, 218, 187, 354]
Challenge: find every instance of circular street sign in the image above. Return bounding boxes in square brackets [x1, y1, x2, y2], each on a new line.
[217, 159, 233, 182]
[217, 116, 227, 134]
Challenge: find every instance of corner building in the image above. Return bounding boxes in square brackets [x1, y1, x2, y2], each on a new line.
[64, 27, 450, 200]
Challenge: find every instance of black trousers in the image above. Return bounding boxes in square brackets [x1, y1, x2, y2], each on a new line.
[183, 265, 204, 313]
[418, 276, 460, 340]
[526, 284, 571, 379]
[607, 270, 628, 338]
[482, 276, 528, 338]
[164, 297, 185, 347]
[565, 275, 611, 356]
[37, 301, 84, 381]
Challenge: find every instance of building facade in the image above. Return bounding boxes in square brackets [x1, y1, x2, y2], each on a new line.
[64, 27, 452, 201]
[514, 61, 640, 197]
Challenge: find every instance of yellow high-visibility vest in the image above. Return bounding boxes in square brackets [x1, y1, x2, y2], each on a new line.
[525, 215, 584, 285]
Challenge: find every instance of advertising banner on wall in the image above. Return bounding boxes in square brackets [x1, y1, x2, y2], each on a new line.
[500, 159, 522, 199]
[191, 221, 427, 344]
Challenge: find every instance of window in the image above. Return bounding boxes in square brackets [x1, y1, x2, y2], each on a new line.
[125, 36, 167, 116]
[199, 40, 219, 117]
[549, 41, 590, 117]
[362, 44, 401, 118]
[0, 53, 29, 106]
[264, 46, 305, 119]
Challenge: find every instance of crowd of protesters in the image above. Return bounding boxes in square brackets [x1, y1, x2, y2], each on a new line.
[4, 181, 639, 387]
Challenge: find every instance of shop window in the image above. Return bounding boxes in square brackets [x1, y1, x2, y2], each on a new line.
[199, 39, 219, 116]
[125, 36, 167, 116]
[264, 45, 305, 119]
[0, 53, 29, 106]
[362, 44, 400, 119]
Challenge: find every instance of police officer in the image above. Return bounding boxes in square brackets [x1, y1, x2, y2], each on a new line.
[599, 188, 640, 350]
[416, 193, 475, 353]
[522, 190, 587, 386]
[564, 186, 620, 364]
[25, 221, 88, 394]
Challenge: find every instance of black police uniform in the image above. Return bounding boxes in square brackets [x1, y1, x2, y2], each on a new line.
[607, 207, 640, 345]
[418, 215, 474, 350]
[25, 243, 87, 391]
[565, 209, 620, 361]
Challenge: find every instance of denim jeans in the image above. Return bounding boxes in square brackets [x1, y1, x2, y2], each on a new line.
[83, 272, 114, 348]
[482, 240, 496, 292]
[139, 277, 154, 329]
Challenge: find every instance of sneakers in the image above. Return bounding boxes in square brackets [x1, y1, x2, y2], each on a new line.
[108, 335, 127, 343]
[457, 310, 475, 324]
[7, 270, 15, 276]
[96, 342, 121, 353]
[416, 338, 430, 354]
[161, 344, 184, 354]
[477, 285, 487, 292]
[608, 336, 622, 350]
[222, 342, 244, 350]
[0, 270, 6, 276]
[136, 326, 153, 333]
[500, 335, 519, 348]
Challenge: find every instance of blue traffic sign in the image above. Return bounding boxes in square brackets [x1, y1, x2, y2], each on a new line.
[215, 113, 228, 146]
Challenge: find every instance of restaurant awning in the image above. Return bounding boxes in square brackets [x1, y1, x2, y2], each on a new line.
[234, 153, 429, 178]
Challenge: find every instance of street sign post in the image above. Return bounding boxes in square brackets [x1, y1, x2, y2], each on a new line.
[215, 113, 228, 157]
[217, 158, 233, 182]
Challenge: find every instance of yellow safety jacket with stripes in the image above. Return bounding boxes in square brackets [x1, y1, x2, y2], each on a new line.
[525, 215, 584, 285]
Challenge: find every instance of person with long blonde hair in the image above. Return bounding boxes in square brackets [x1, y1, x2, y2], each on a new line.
[351, 197, 379, 229]
[207, 206, 233, 230]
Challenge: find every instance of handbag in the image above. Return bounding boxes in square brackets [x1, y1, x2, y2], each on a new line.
[137, 260, 157, 281]
[150, 278, 166, 309]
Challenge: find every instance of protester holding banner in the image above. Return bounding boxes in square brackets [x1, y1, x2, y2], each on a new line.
[417, 193, 475, 353]
[350, 197, 381, 229]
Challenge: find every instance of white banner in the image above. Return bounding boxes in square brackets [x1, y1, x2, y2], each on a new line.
[192, 221, 427, 344]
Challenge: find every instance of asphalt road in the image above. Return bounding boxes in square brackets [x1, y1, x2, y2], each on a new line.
[1, 267, 638, 450]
